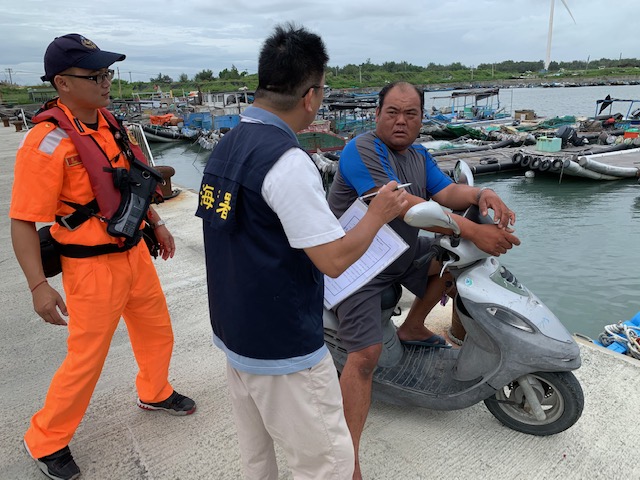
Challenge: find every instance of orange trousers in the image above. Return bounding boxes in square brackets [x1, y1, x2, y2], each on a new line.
[24, 241, 175, 458]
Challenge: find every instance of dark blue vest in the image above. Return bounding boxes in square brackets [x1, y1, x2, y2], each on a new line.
[196, 122, 324, 360]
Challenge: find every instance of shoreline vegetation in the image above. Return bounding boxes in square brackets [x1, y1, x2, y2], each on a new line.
[2, 57, 639, 106]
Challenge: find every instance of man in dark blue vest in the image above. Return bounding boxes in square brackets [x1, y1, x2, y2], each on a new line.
[196, 23, 408, 479]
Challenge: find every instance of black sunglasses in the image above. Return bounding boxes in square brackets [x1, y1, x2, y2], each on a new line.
[59, 69, 115, 84]
[301, 84, 323, 98]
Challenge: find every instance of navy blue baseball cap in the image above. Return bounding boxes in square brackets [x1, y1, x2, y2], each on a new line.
[41, 34, 126, 82]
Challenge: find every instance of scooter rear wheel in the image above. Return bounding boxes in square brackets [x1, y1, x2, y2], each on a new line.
[483, 371, 584, 436]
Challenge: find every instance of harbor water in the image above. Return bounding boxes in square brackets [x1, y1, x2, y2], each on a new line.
[150, 84, 640, 339]
[427, 84, 640, 118]
[476, 173, 640, 339]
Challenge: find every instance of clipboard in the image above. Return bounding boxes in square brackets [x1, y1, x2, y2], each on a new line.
[323, 199, 408, 309]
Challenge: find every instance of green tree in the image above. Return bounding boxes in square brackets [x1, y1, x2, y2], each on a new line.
[342, 64, 359, 76]
[150, 72, 173, 83]
[179, 73, 189, 82]
[194, 69, 215, 81]
[219, 65, 240, 80]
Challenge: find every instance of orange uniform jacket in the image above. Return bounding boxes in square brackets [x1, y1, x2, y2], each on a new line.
[11, 100, 130, 246]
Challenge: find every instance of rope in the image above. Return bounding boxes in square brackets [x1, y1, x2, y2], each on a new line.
[447, 326, 465, 346]
[598, 322, 640, 360]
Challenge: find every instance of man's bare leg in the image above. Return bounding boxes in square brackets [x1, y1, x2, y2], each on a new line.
[397, 260, 452, 343]
[340, 343, 382, 480]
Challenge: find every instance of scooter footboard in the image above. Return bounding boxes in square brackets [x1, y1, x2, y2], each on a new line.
[372, 346, 499, 410]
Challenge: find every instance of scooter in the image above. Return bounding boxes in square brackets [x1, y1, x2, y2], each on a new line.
[323, 161, 584, 436]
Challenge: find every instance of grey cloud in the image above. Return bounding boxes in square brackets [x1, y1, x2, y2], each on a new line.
[1, 0, 637, 85]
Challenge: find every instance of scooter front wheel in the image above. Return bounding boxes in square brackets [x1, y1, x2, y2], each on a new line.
[484, 371, 584, 436]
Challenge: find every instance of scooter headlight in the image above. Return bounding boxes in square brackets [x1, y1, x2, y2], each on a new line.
[486, 306, 535, 333]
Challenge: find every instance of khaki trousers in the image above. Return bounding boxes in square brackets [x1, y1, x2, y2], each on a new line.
[226, 352, 355, 480]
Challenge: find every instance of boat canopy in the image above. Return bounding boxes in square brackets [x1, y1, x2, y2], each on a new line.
[430, 88, 500, 101]
[594, 97, 640, 118]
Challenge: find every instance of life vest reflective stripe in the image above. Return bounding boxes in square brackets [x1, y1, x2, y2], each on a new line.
[38, 128, 69, 155]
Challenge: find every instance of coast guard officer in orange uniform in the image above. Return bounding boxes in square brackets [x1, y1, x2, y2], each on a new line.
[9, 34, 195, 480]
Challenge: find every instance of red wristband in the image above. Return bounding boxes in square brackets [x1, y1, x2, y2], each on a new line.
[30, 279, 48, 293]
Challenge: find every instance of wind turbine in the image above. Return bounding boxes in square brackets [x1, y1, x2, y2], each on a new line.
[544, 0, 576, 71]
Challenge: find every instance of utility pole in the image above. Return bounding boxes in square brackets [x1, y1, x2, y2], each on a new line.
[5, 68, 13, 84]
[117, 67, 122, 98]
[359, 65, 362, 84]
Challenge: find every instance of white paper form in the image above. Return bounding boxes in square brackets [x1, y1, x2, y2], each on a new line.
[323, 199, 408, 309]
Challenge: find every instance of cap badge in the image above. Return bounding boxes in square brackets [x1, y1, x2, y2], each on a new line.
[80, 37, 98, 50]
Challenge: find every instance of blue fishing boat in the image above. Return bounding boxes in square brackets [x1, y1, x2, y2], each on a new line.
[424, 87, 513, 127]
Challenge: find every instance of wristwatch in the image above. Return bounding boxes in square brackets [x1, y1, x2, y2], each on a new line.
[152, 219, 166, 229]
[476, 187, 492, 203]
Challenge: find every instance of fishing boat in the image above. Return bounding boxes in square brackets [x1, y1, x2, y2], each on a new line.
[297, 131, 346, 153]
[424, 87, 513, 127]
[296, 120, 346, 153]
[141, 124, 197, 143]
[593, 95, 640, 130]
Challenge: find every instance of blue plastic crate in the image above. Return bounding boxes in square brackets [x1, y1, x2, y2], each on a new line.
[536, 136, 561, 152]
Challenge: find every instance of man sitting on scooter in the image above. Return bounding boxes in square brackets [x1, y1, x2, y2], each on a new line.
[327, 81, 520, 480]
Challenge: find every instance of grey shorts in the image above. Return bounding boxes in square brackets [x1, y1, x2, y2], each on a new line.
[333, 236, 435, 353]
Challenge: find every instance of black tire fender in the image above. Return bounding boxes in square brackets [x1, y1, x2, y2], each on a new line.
[512, 152, 524, 165]
[531, 157, 541, 169]
[539, 159, 551, 172]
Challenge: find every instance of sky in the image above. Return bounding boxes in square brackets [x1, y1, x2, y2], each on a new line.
[2, 0, 639, 86]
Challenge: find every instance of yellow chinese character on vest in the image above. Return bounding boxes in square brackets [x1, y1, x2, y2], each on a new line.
[200, 184, 215, 209]
[216, 192, 232, 220]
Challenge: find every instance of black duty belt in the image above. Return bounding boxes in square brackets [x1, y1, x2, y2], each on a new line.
[51, 233, 142, 258]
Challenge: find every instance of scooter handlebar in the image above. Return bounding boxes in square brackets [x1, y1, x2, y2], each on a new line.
[404, 201, 461, 235]
[413, 245, 448, 270]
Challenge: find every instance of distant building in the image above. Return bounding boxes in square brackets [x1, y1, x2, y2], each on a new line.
[28, 87, 57, 103]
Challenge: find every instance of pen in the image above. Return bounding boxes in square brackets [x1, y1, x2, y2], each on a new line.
[360, 183, 412, 200]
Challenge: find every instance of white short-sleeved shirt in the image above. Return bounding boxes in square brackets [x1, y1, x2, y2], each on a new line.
[262, 147, 345, 249]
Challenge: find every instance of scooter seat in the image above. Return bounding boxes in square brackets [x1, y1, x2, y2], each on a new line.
[381, 283, 402, 310]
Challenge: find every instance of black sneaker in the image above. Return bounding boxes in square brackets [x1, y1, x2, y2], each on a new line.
[24, 440, 80, 480]
[137, 390, 196, 416]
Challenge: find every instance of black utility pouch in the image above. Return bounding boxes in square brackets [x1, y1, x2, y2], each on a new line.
[106, 157, 163, 240]
[38, 225, 62, 277]
[141, 221, 160, 259]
